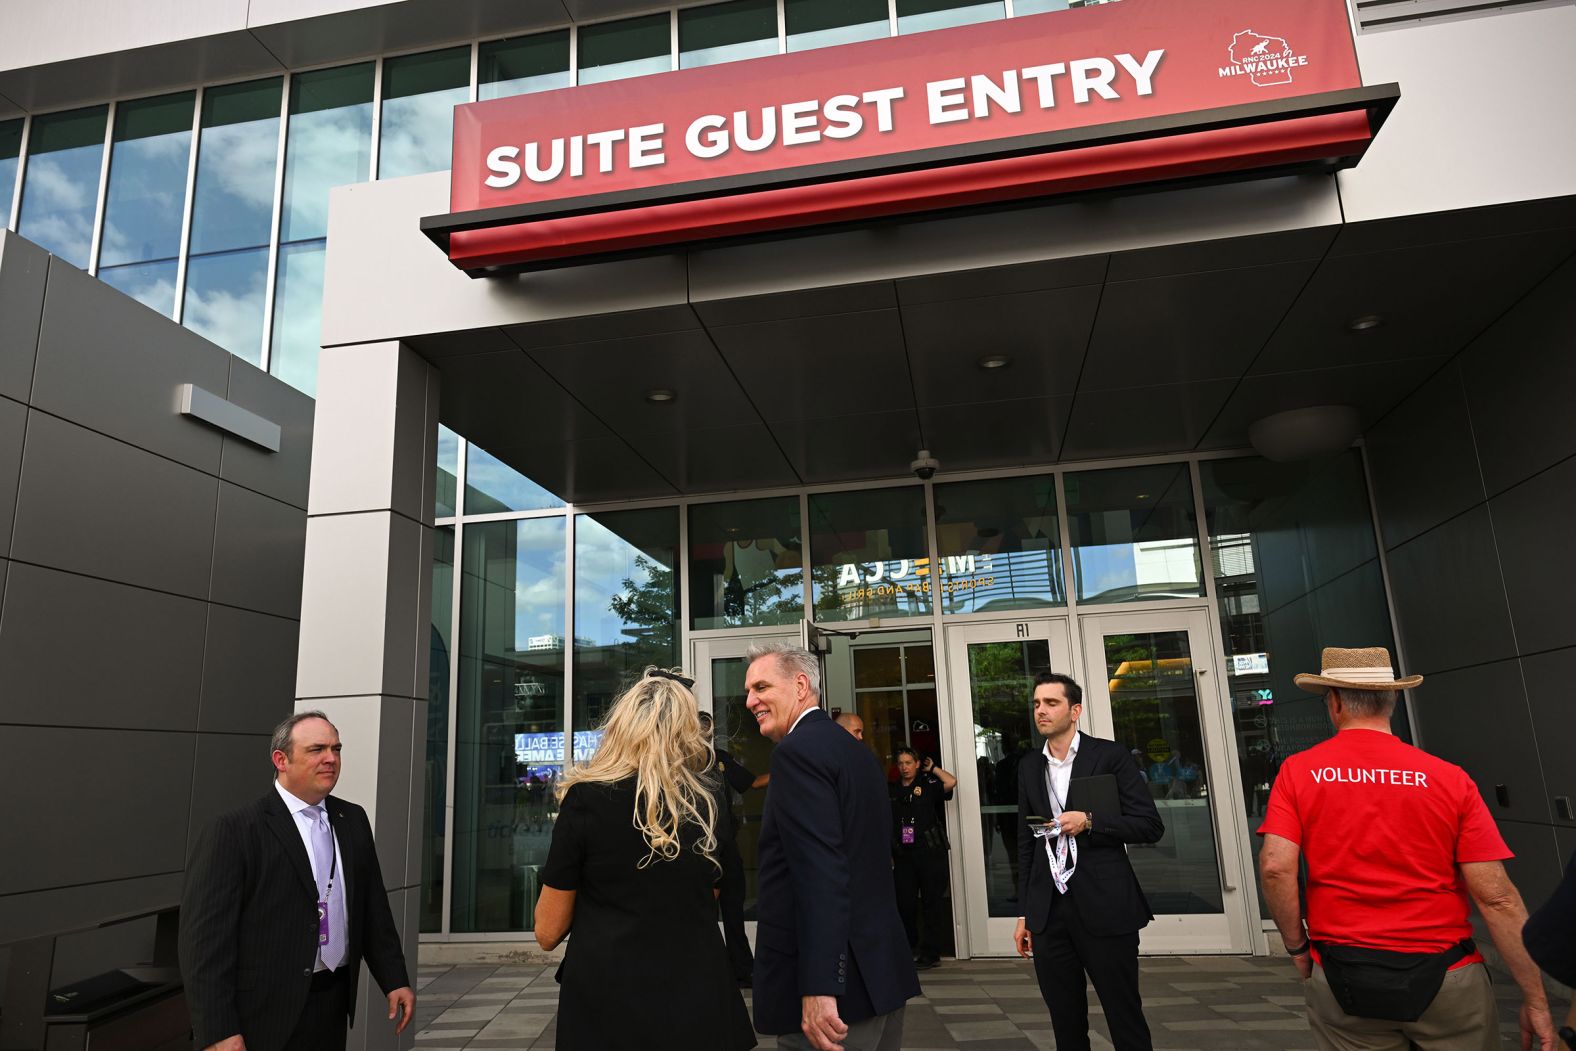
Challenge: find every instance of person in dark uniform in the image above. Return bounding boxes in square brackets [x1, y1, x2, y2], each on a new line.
[890, 746, 956, 971]
[701, 710, 768, 987]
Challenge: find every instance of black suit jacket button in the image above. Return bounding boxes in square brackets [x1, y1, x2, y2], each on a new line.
[303, 968, 312, 977]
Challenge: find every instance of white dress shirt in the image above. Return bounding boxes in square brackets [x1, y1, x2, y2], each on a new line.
[1042, 731, 1082, 814]
[274, 781, 348, 971]
[787, 705, 820, 735]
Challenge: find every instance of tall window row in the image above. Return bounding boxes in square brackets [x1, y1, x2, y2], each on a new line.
[0, 0, 1111, 394]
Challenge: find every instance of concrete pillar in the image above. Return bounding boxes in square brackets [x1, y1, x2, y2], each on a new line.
[296, 341, 440, 1051]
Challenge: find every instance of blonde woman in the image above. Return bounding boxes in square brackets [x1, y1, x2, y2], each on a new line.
[534, 668, 756, 1051]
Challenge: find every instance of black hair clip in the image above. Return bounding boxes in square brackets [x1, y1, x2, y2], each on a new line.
[646, 668, 696, 690]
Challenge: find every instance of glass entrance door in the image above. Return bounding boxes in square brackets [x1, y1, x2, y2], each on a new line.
[1078, 609, 1253, 954]
[943, 618, 1075, 957]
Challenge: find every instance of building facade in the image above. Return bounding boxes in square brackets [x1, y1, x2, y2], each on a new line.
[3, 0, 1576, 1044]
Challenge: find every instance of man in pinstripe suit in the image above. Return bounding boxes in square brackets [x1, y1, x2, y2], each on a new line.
[179, 711, 415, 1051]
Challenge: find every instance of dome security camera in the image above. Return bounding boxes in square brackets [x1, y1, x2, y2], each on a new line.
[910, 450, 941, 481]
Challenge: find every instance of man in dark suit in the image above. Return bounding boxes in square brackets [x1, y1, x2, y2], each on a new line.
[746, 642, 920, 1051]
[1014, 671, 1163, 1051]
[180, 711, 415, 1051]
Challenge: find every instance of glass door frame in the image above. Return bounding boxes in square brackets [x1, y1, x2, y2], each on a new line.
[1076, 606, 1256, 955]
[942, 615, 1075, 959]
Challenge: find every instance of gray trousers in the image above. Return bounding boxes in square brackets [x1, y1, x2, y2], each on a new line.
[777, 1007, 905, 1051]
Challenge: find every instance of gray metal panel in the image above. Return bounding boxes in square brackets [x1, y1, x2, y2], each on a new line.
[188, 732, 272, 861]
[711, 310, 910, 422]
[636, 424, 800, 493]
[372, 696, 419, 885]
[1521, 647, 1576, 833]
[1060, 379, 1237, 462]
[0, 394, 23, 557]
[222, 358, 316, 511]
[0, 233, 48, 404]
[380, 513, 424, 700]
[210, 481, 307, 619]
[505, 304, 701, 353]
[0, 872, 185, 947]
[1409, 660, 1548, 825]
[1079, 261, 1318, 392]
[895, 257, 1106, 306]
[770, 409, 925, 485]
[1499, 822, 1565, 914]
[694, 283, 897, 328]
[1459, 253, 1576, 496]
[1363, 360, 1486, 550]
[0, 561, 206, 731]
[1489, 454, 1576, 656]
[917, 396, 1067, 472]
[33, 262, 228, 474]
[10, 411, 219, 599]
[1309, 562, 1396, 650]
[903, 287, 1097, 405]
[1383, 505, 1518, 675]
[199, 604, 299, 734]
[180, 384, 281, 452]
[389, 351, 434, 527]
[0, 725, 195, 895]
[1106, 226, 1337, 282]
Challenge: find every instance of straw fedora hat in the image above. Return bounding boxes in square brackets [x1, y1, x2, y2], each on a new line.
[1293, 646, 1422, 692]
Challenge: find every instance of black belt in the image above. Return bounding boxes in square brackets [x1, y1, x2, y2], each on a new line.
[310, 967, 347, 991]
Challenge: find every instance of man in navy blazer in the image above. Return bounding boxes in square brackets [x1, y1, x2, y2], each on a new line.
[746, 641, 920, 1051]
[1014, 671, 1163, 1051]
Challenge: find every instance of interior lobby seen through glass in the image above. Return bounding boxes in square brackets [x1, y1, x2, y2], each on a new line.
[689, 496, 804, 630]
[572, 507, 680, 732]
[809, 487, 932, 622]
[934, 474, 1065, 612]
[1065, 463, 1202, 603]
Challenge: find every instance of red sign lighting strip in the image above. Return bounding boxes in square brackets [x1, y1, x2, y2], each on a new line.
[447, 111, 1372, 271]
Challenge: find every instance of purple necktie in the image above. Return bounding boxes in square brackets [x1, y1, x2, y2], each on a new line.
[309, 806, 346, 970]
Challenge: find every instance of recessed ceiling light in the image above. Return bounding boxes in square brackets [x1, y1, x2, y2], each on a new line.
[645, 389, 676, 403]
[1347, 315, 1384, 332]
[978, 354, 1011, 370]
[1136, 493, 1151, 500]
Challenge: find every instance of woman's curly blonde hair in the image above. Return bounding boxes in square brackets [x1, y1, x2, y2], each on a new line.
[555, 667, 719, 871]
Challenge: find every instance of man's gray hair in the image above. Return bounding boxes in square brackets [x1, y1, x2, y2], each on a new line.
[271, 710, 337, 763]
[745, 641, 821, 698]
[1333, 688, 1397, 719]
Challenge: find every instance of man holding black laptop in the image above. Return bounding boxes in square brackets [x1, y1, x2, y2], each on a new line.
[1014, 670, 1164, 1051]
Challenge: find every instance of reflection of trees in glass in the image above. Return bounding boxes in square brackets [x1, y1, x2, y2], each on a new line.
[606, 553, 679, 669]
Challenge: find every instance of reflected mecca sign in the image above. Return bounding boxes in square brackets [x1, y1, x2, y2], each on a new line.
[515, 730, 603, 766]
[425, 0, 1395, 273]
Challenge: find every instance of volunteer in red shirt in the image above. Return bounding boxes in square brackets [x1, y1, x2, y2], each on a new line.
[1258, 646, 1556, 1051]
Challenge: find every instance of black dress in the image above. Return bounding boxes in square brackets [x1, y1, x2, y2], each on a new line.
[542, 777, 756, 1050]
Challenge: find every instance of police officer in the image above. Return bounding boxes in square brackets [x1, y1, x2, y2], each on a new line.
[890, 746, 956, 970]
[700, 711, 767, 987]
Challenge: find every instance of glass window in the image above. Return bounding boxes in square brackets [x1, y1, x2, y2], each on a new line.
[183, 78, 282, 363]
[452, 516, 567, 933]
[17, 105, 107, 268]
[280, 63, 373, 244]
[463, 442, 564, 514]
[96, 91, 193, 316]
[479, 31, 571, 101]
[1014, 0, 1070, 13]
[934, 474, 1064, 613]
[268, 241, 326, 393]
[809, 487, 931, 622]
[896, 0, 1005, 34]
[679, 0, 779, 70]
[689, 497, 804, 630]
[573, 508, 679, 733]
[435, 425, 459, 519]
[270, 64, 373, 395]
[1065, 463, 1201, 603]
[577, 14, 672, 86]
[379, 47, 469, 180]
[0, 119, 22, 229]
[786, 0, 889, 51]
[1200, 453, 1408, 918]
[421, 524, 454, 933]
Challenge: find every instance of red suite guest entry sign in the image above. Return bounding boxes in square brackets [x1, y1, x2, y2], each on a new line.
[439, 0, 1383, 271]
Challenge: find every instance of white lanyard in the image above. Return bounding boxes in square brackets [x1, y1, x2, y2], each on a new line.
[1037, 763, 1076, 893]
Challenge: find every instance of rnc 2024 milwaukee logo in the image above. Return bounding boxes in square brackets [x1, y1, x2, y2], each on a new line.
[1219, 30, 1310, 87]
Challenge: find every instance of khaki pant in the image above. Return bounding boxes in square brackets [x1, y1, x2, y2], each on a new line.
[1305, 961, 1500, 1051]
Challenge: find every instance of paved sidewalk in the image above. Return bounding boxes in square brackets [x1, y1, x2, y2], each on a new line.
[411, 955, 1560, 1049]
